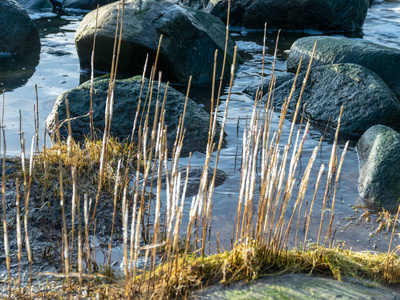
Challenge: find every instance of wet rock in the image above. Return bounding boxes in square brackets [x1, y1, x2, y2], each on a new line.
[75, 0, 240, 86]
[45, 76, 223, 156]
[159, 166, 227, 197]
[15, 0, 53, 11]
[286, 36, 400, 98]
[0, 160, 18, 177]
[243, 73, 295, 99]
[191, 273, 400, 299]
[271, 63, 400, 138]
[357, 125, 400, 212]
[0, 0, 40, 55]
[178, 0, 369, 32]
[46, 49, 72, 56]
[62, 0, 117, 11]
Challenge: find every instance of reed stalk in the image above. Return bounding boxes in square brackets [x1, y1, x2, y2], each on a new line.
[77, 195, 83, 299]
[317, 106, 344, 245]
[16, 178, 22, 295]
[107, 159, 121, 270]
[89, 5, 99, 139]
[34, 84, 39, 151]
[326, 140, 349, 247]
[1, 127, 11, 298]
[55, 112, 70, 285]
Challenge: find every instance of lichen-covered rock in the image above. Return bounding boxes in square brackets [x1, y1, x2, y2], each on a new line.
[75, 0, 240, 86]
[357, 125, 400, 211]
[271, 63, 400, 138]
[178, 0, 369, 32]
[0, 0, 40, 54]
[286, 36, 400, 98]
[46, 76, 223, 156]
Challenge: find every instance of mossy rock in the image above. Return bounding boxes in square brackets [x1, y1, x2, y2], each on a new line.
[191, 274, 400, 299]
[46, 76, 223, 156]
[357, 125, 400, 211]
[75, 0, 241, 85]
[179, 0, 369, 32]
[286, 36, 400, 98]
[271, 63, 400, 138]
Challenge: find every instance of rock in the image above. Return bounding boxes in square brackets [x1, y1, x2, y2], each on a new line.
[243, 73, 295, 99]
[286, 36, 400, 98]
[62, 0, 117, 11]
[159, 166, 227, 197]
[357, 125, 400, 211]
[369, 0, 385, 6]
[0, 0, 40, 55]
[271, 63, 400, 138]
[75, 0, 240, 86]
[178, 0, 369, 32]
[15, 0, 53, 11]
[45, 76, 223, 156]
[191, 273, 400, 299]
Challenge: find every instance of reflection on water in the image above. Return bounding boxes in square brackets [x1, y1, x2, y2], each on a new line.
[0, 51, 40, 92]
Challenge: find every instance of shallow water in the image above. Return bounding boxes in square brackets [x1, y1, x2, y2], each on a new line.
[2, 2, 400, 269]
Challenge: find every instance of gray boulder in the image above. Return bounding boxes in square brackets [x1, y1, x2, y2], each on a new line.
[178, 0, 369, 32]
[62, 0, 117, 11]
[0, 0, 40, 55]
[15, 0, 53, 11]
[357, 125, 400, 211]
[271, 63, 400, 138]
[286, 36, 400, 98]
[45, 76, 223, 156]
[75, 0, 240, 86]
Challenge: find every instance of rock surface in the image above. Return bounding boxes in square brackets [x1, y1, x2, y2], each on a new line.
[15, 0, 53, 11]
[46, 76, 222, 155]
[0, 0, 40, 55]
[158, 166, 227, 197]
[286, 36, 400, 98]
[272, 63, 400, 138]
[178, 0, 369, 32]
[190, 274, 400, 299]
[357, 125, 400, 211]
[75, 0, 240, 86]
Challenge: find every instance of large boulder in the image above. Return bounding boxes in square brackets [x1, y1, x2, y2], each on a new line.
[271, 63, 400, 138]
[15, 0, 53, 11]
[75, 0, 240, 86]
[0, 0, 40, 55]
[45, 76, 222, 155]
[178, 0, 369, 32]
[357, 125, 400, 212]
[286, 36, 400, 98]
[62, 0, 117, 11]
